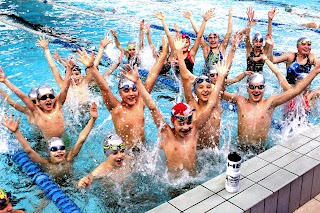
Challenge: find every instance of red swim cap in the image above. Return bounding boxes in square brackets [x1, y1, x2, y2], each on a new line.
[171, 103, 194, 123]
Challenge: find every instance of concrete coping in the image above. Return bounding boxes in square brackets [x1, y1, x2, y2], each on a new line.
[147, 125, 320, 212]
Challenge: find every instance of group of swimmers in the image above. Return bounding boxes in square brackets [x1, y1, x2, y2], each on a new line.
[1, 5, 320, 212]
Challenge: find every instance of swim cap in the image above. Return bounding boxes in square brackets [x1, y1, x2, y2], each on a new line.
[285, 6, 292, 13]
[0, 188, 8, 199]
[47, 137, 64, 151]
[103, 134, 126, 157]
[247, 73, 265, 86]
[171, 102, 194, 123]
[208, 32, 219, 38]
[37, 85, 54, 99]
[193, 75, 212, 90]
[127, 40, 136, 50]
[252, 33, 263, 44]
[182, 34, 190, 40]
[297, 37, 312, 45]
[28, 88, 37, 99]
[118, 77, 136, 90]
[296, 73, 308, 81]
[209, 66, 218, 74]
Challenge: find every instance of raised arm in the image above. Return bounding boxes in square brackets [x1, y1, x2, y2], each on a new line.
[1, 114, 47, 164]
[154, 11, 176, 54]
[0, 89, 29, 113]
[195, 61, 229, 129]
[190, 9, 215, 56]
[245, 7, 256, 57]
[110, 30, 129, 58]
[94, 36, 113, 67]
[271, 62, 320, 107]
[66, 102, 98, 161]
[56, 58, 73, 105]
[102, 52, 122, 77]
[262, 54, 292, 91]
[267, 7, 278, 36]
[144, 36, 169, 93]
[174, 36, 196, 103]
[226, 71, 254, 85]
[78, 49, 119, 111]
[220, 7, 233, 52]
[37, 36, 64, 88]
[145, 23, 158, 59]
[0, 68, 37, 112]
[183, 11, 207, 48]
[121, 65, 166, 129]
[139, 19, 145, 50]
[225, 32, 242, 70]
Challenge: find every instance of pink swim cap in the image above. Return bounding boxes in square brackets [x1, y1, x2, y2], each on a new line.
[171, 103, 194, 123]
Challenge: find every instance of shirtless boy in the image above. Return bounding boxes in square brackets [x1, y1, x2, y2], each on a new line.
[121, 62, 228, 176]
[77, 37, 169, 149]
[77, 134, 132, 188]
[222, 62, 320, 151]
[0, 60, 73, 140]
[1, 102, 97, 179]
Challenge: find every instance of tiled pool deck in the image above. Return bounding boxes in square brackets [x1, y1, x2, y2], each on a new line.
[148, 125, 320, 213]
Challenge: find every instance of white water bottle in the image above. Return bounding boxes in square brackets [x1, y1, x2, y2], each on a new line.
[225, 152, 242, 193]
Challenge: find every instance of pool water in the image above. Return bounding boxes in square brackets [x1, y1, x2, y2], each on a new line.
[1, 0, 320, 212]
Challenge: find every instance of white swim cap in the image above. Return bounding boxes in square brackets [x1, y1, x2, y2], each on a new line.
[247, 73, 265, 85]
[37, 85, 54, 99]
[118, 77, 136, 90]
[103, 134, 125, 157]
[252, 33, 263, 44]
[47, 137, 64, 151]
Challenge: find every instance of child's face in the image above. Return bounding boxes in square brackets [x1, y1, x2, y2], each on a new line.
[38, 93, 55, 111]
[208, 35, 219, 48]
[49, 145, 67, 163]
[173, 116, 193, 138]
[71, 71, 84, 86]
[120, 87, 139, 106]
[128, 47, 136, 57]
[109, 150, 126, 167]
[195, 81, 212, 102]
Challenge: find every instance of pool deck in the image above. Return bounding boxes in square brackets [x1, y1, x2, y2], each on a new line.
[147, 124, 320, 213]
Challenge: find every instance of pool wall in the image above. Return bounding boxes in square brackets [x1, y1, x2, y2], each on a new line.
[148, 125, 320, 212]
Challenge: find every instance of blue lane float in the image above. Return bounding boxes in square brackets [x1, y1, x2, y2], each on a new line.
[11, 150, 82, 213]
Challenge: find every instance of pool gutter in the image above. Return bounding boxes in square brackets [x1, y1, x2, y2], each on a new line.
[148, 125, 320, 212]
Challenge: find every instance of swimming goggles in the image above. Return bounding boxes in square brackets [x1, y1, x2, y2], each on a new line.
[103, 143, 126, 151]
[50, 145, 66, 152]
[297, 40, 312, 45]
[248, 84, 265, 90]
[39, 94, 55, 101]
[253, 37, 263, 42]
[210, 73, 218, 77]
[31, 99, 37, 104]
[120, 84, 137, 90]
[195, 77, 211, 84]
[0, 191, 10, 210]
[171, 113, 193, 122]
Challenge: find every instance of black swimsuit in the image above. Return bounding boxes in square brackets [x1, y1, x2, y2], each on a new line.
[246, 49, 265, 72]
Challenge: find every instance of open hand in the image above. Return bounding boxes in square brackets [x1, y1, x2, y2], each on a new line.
[2, 113, 20, 133]
[77, 176, 93, 188]
[214, 60, 230, 77]
[155, 11, 165, 20]
[100, 36, 113, 48]
[268, 7, 278, 20]
[76, 48, 95, 68]
[173, 36, 186, 51]
[204, 8, 215, 21]
[183, 11, 192, 19]
[37, 36, 49, 50]
[120, 64, 139, 83]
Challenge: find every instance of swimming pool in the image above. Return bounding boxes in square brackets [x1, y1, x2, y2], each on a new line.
[1, 0, 320, 212]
